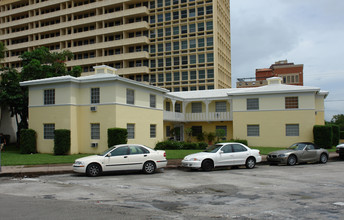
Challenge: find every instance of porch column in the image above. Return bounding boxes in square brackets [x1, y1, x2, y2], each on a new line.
[203, 100, 211, 121]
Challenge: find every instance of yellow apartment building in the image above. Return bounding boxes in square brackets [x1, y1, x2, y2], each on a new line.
[20, 65, 168, 154]
[1, 0, 231, 91]
[20, 66, 328, 153]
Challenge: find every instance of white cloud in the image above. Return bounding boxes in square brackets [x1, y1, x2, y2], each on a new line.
[230, 0, 344, 120]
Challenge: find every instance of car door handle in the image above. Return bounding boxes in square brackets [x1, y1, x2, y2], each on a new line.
[144, 155, 147, 157]
[124, 156, 128, 158]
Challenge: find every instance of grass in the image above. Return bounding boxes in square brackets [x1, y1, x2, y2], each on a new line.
[0, 144, 337, 166]
[0, 145, 90, 166]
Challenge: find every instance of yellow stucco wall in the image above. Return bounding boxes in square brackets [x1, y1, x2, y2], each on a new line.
[232, 110, 316, 147]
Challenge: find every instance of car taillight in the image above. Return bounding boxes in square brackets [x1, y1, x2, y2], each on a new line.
[164, 152, 166, 158]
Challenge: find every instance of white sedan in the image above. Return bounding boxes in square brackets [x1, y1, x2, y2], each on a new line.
[182, 142, 262, 171]
[73, 144, 167, 176]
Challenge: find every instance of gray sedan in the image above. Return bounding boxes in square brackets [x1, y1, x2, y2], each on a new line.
[267, 142, 329, 166]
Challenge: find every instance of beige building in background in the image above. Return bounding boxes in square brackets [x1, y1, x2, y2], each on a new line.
[0, 0, 231, 91]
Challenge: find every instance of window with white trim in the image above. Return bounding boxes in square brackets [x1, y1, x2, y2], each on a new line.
[91, 88, 100, 104]
[44, 89, 55, 105]
[91, 123, 100, 139]
[247, 98, 259, 110]
[150, 124, 156, 138]
[192, 102, 202, 113]
[150, 94, 156, 108]
[215, 101, 227, 112]
[286, 124, 299, 136]
[126, 89, 135, 105]
[127, 124, 135, 139]
[44, 124, 55, 139]
[247, 125, 260, 136]
[285, 97, 298, 109]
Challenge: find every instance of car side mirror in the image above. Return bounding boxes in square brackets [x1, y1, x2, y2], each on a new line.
[219, 150, 224, 154]
[106, 153, 111, 157]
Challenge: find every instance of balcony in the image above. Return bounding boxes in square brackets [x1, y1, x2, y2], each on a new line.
[164, 111, 231, 122]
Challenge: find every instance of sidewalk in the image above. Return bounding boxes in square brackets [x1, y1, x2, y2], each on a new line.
[0, 153, 339, 177]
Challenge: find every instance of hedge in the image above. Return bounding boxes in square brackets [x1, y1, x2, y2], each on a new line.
[20, 129, 36, 154]
[331, 125, 340, 146]
[54, 129, 71, 155]
[108, 128, 127, 147]
[313, 125, 332, 149]
[155, 141, 208, 150]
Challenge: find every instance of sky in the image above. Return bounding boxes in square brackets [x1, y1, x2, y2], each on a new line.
[230, 0, 344, 121]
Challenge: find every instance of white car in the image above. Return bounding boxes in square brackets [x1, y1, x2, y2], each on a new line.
[182, 142, 262, 171]
[336, 143, 344, 159]
[73, 144, 167, 176]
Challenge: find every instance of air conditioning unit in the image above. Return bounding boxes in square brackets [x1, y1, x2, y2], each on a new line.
[91, 143, 98, 148]
[90, 106, 97, 112]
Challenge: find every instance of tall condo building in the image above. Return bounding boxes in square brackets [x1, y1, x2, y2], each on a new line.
[0, 0, 231, 91]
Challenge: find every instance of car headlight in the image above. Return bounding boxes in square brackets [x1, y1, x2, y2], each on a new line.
[74, 161, 85, 166]
[278, 154, 287, 158]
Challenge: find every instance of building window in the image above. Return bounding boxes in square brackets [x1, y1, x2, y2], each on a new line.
[192, 126, 202, 136]
[216, 126, 227, 140]
[44, 89, 55, 105]
[286, 124, 299, 136]
[247, 125, 260, 136]
[247, 98, 259, 110]
[126, 89, 134, 105]
[175, 103, 181, 112]
[91, 88, 100, 104]
[150, 124, 156, 138]
[192, 102, 202, 113]
[216, 102, 227, 112]
[166, 102, 171, 111]
[44, 124, 55, 139]
[91, 123, 100, 139]
[127, 124, 135, 139]
[150, 94, 156, 108]
[285, 97, 299, 109]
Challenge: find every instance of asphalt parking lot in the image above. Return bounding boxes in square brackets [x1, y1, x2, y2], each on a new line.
[1, 161, 344, 219]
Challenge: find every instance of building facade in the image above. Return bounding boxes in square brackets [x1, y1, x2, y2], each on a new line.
[21, 66, 328, 154]
[237, 60, 303, 88]
[1, 0, 231, 91]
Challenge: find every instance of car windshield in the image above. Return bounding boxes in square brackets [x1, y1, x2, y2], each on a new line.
[287, 143, 306, 151]
[98, 145, 117, 156]
[204, 144, 222, 153]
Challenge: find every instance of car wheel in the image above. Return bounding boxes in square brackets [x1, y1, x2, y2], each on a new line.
[143, 161, 156, 174]
[287, 155, 297, 166]
[86, 163, 101, 177]
[319, 153, 328, 164]
[245, 157, 256, 169]
[201, 159, 214, 171]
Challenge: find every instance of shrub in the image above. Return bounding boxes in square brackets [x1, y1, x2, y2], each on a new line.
[54, 129, 70, 155]
[198, 142, 209, 150]
[331, 125, 340, 146]
[20, 129, 36, 154]
[108, 128, 127, 147]
[155, 140, 181, 150]
[155, 141, 208, 150]
[182, 142, 198, 150]
[313, 125, 332, 149]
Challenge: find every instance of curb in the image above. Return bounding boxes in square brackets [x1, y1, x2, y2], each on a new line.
[0, 153, 340, 177]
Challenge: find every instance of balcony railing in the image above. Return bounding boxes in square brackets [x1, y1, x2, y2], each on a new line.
[164, 111, 231, 122]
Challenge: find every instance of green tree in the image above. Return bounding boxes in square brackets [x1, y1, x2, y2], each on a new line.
[331, 114, 344, 127]
[0, 47, 81, 143]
